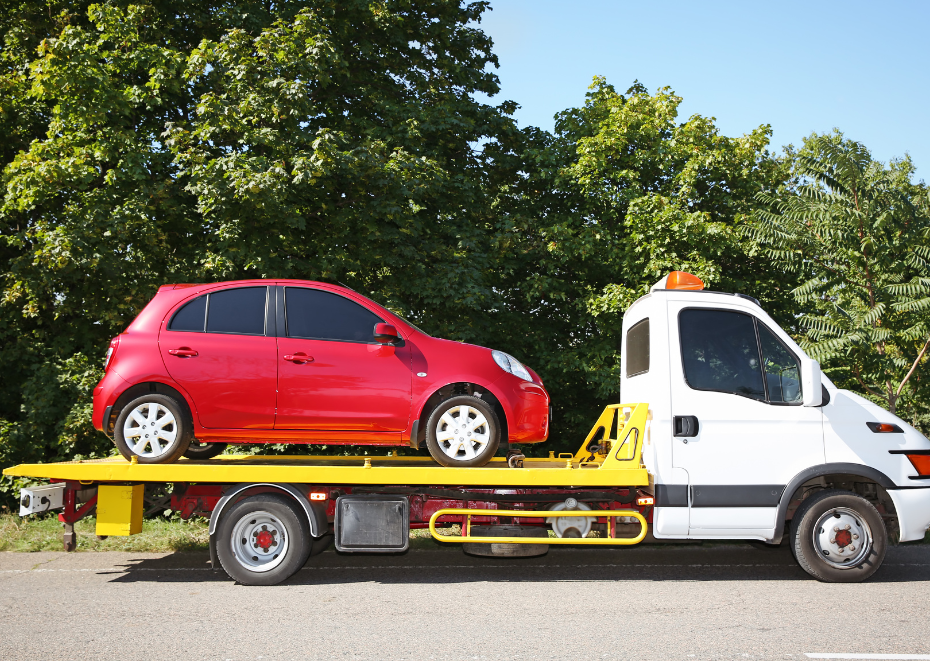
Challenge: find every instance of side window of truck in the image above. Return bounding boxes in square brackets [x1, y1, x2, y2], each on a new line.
[626, 318, 650, 377]
[679, 309, 765, 400]
[284, 287, 383, 342]
[758, 323, 802, 403]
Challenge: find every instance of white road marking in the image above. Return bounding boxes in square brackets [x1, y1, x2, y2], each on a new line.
[805, 655, 930, 659]
[2, 562, 928, 574]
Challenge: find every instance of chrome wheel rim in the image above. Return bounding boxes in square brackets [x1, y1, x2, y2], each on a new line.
[122, 402, 178, 458]
[435, 405, 491, 461]
[230, 510, 289, 573]
[812, 506, 872, 569]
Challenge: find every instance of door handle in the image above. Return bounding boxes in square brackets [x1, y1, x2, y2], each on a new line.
[673, 415, 700, 438]
[283, 353, 314, 363]
[168, 347, 198, 358]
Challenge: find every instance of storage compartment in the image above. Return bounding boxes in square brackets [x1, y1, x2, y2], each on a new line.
[335, 495, 409, 553]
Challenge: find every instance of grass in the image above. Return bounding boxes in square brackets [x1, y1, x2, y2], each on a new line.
[0, 513, 459, 553]
[0, 513, 209, 553]
[3, 513, 927, 553]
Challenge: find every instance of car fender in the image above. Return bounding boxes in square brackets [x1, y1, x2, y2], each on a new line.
[412, 378, 515, 427]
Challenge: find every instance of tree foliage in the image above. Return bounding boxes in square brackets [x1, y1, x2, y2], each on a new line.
[747, 133, 930, 423]
[2, 1, 923, 505]
[478, 79, 794, 446]
[0, 0, 515, 499]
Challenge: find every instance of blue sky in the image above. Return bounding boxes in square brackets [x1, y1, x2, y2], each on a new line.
[477, 0, 929, 178]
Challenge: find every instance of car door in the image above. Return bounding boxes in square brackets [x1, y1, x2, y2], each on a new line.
[159, 285, 278, 429]
[668, 303, 824, 535]
[275, 286, 412, 432]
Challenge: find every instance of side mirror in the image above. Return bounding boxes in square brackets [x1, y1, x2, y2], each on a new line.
[801, 357, 823, 407]
[373, 323, 399, 345]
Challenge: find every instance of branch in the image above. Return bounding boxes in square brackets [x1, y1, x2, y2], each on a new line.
[853, 365, 882, 398]
[896, 334, 930, 397]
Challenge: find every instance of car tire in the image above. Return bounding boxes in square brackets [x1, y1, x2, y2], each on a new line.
[183, 441, 228, 460]
[114, 394, 193, 464]
[426, 395, 501, 467]
[216, 494, 312, 586]
[790, 489, 887, 583]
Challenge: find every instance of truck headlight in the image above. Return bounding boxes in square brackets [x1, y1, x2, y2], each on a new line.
[491, 350, 533, 382]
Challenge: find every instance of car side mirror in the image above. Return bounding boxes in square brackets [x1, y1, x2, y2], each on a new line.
[801, 357, 823, 407]
[373, 323, 400, 345]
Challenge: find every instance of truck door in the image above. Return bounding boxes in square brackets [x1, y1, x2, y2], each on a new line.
[668, 302, 824, 535]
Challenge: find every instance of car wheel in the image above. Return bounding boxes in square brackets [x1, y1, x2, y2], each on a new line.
[790, 489, 887, 583]
[216, 494, 312, 586]
[114, 394, 193, 464]
[183, 441, 228, 460]
[426, 395, 500, 467]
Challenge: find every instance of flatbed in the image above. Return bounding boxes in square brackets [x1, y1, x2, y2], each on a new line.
[2, 453, 649, 487]
[7, 404, 655, 585]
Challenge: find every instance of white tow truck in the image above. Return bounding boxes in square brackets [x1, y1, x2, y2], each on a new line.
[8, 271, 930, 585]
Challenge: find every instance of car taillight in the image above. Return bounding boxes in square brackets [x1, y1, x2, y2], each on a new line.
[104, 337, 120, 371]
[905, 454, 930, 476]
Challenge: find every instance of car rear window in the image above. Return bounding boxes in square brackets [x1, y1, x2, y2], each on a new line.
[168, 295, 207, 332]
[285, 288, 383, 342]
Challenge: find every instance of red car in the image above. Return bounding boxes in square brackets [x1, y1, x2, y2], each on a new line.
[92, 280, 550, 467]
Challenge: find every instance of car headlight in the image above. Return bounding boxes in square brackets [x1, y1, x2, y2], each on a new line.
[491, 350, 533, 382]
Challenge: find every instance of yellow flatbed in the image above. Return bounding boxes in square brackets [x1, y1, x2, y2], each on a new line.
[3, 453, 649, 487]
[3, 403, 650, 488]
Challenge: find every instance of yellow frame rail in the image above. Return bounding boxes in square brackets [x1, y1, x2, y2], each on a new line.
[428, 508, 648, 546]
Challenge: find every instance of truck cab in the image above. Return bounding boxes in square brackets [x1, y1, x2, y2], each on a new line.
[625, 272, 930, 555]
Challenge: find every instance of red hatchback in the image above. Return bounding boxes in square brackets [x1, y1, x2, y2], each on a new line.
[92, 280, 550, 467]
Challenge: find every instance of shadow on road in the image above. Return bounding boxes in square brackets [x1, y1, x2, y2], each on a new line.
[107, 541, 930, 585]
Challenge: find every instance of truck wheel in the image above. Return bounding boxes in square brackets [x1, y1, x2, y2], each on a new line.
[790, 489, 886, 583]
[114, 394, 192, 464]
[216, 494, 312, 586]
[183, 441, 228, 460]
[426, 395, 501, 467]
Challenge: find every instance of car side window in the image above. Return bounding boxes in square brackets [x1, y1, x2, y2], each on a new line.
[679, 309, 765, 400]
[285, 287, 383, 343]
[758, 323, 802, 403]
[168, 287, 267, 335]
[626, 318, 649, 377]
[205, 287, 268, 335]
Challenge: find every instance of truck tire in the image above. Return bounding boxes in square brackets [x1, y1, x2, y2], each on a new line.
[114, 394, 193, 464]
[216, 494, 312, 586]
[426, 395, 501, 467]
[790, 489, 886, 583]
[183, 441, 228, 460]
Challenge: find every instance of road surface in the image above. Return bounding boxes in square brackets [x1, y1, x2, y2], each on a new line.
[1, 542, 929, 660]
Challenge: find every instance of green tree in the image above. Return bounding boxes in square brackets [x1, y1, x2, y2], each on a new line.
[747, 132, 930, 424]
[0, 0, 515, 498]
[477, 79, 796, 451]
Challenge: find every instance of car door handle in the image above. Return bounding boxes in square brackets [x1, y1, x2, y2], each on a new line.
[168, 348, 198, 358]
[283, 353, 314, 363]
[673, 415, 700, 437]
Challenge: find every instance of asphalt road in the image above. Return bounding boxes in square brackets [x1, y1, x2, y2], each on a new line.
[2, 542, 930, 661]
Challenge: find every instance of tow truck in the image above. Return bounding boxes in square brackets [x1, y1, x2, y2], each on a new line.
[7, 272, 930, 585]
